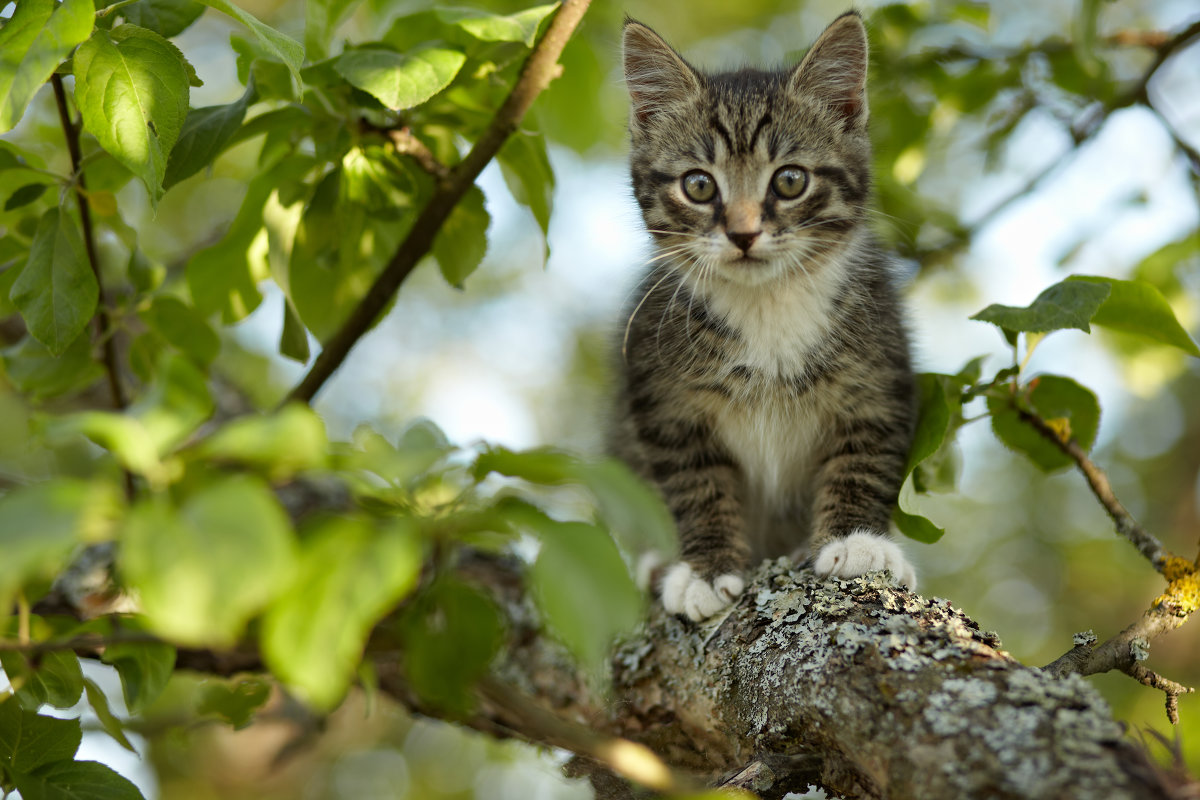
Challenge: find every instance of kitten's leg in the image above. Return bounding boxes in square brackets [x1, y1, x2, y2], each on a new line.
[809, 412, 917, 588]
[640, 418, 748, 621]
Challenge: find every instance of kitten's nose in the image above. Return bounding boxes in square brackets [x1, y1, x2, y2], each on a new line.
[727, 231, 761, 254]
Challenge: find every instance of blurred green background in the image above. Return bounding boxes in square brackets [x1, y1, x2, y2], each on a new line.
[3, 0, 1199, 796]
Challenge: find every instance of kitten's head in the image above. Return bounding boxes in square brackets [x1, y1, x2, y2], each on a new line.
[624, 13, 872, 287]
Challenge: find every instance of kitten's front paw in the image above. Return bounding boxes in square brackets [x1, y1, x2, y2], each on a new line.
[814, 530, 917, 589]
[660, 562, 744, 622]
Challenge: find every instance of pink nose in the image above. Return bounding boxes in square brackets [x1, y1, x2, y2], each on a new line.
[727, 231, 761, 253]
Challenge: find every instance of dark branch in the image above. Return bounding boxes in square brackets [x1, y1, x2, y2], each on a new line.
[283, 0, 592, 406]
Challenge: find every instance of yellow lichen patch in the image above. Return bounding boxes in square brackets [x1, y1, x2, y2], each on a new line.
[1154, 557, 1200, 615]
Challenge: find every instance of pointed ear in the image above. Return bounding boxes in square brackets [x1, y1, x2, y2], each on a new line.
[623, 20, 701, 127]
[788, 12, 869, 127]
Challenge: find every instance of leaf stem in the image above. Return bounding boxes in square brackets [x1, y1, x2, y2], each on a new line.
[282, 0, 593, 406]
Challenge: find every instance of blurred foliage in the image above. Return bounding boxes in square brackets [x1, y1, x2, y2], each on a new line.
[1, 0, 1199, 797]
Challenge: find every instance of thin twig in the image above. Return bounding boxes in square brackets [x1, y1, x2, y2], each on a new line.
[1126, 663, 1195, 725]
[1019, 409, 1169, 572]
[283, 0, 592, 405]
[51, 75, 126, 413]
[361, 120, 450, 181]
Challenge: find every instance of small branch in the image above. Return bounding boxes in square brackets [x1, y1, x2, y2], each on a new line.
[1126, 664, 1195, 725]
[361, 120, 450, 181]
[50, 74, 126, 413]
[1019, 409, 1170, 572]
[283, 0, 592, 406]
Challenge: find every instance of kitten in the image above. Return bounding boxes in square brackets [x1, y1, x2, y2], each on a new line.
[610, 12, 918, 622]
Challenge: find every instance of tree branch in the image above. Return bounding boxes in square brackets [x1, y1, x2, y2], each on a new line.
[50, 74, 126, 413]
[1019, 409, 1171, 571]
[283, 0, 592, 406]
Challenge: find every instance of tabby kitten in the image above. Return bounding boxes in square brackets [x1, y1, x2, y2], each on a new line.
[610, 12, 918, 622]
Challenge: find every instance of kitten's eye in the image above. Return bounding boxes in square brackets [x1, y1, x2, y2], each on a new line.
[681, 171, 717, 203]
[771, 166, 808, 200]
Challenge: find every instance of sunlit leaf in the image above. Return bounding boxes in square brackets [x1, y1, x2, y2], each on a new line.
[436, 3, 559, 46]
[892, 505, 944, 543]
[119, 477, 296, 646]
[433, 185, 489, 286]
[262, 516, 423, 709]
[128, 353, 214, 457]
[1067, 275, 1200, 357]
[10, 208, 98, 357]
[304, 0, 366, 59]
[0, 0, 94, 133]
[48, 411, 164, 479]
[73, 25, 191, 204]
[334, 46, 466, 111]
[571, 459, 675, 554]
[196, 403, 328, 479]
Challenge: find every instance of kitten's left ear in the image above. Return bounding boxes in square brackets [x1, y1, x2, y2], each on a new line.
[788, 11, 869, 128]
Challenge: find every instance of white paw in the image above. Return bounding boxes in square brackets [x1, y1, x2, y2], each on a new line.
[661, 562, 745, 621]
[814, 530, 917, 589]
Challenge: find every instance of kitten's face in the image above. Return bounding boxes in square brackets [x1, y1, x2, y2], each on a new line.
[624, 15, 872, 288]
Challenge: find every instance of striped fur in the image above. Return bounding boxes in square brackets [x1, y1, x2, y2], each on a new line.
[611, 13, 917, 620]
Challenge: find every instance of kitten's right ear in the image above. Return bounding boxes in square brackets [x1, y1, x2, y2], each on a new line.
[623, 20, 700, 127]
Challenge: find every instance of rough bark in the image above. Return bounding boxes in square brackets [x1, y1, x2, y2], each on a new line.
[403, 554, 1180, 800]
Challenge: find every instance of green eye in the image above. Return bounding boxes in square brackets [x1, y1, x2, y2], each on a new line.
[771, 166, 808, 199]
[682, 171, 717, 203]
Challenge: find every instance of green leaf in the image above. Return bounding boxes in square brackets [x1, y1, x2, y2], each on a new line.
[970, 279, 1111, 337]
[118, 476, 296, 646]
[47, 411, 164, 480]
[0, 698, 82, 772]
[436, 3, 559, 46]
[340, 420, 454, 491]
[0, 479, 121, 610]
[304, 0, 366, 60]
[10, 208, 98, 357]
[892, 505, 944, 543]
[0, 0, 94, 133]
[82, 677, 137, 753]
[262, 516, 423, 709]
[433, 185, 489, 286]
[472, 445, 576, 484]
[988, 374, 1100, 473]
[128, 352, 214, 456]
[195, 403, 328, 479]
[1067, 275, 1200, 357]
[120, 0, 206, 38]
[73, 25, 191, 204]
[100, 637, 176, 715]
[195, 677, 271, 729]
[334, 46, 466, 111]
[5, 182, 49, 211]
[498, 131, 554, 260]
[278, 296, 311, 363]
[138, 295, 220, 365]
[571, 459, 675, 554]
[0, 650, 84, 710]
[197, 0, 304, 84]
[906, 373, 952, 478]
[1, 332, 106, 400]
[12, 758, 145, 800]
[164, 76, 257, 190]
[399, 577, 502, 716]
[528, 518, 641, 670]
